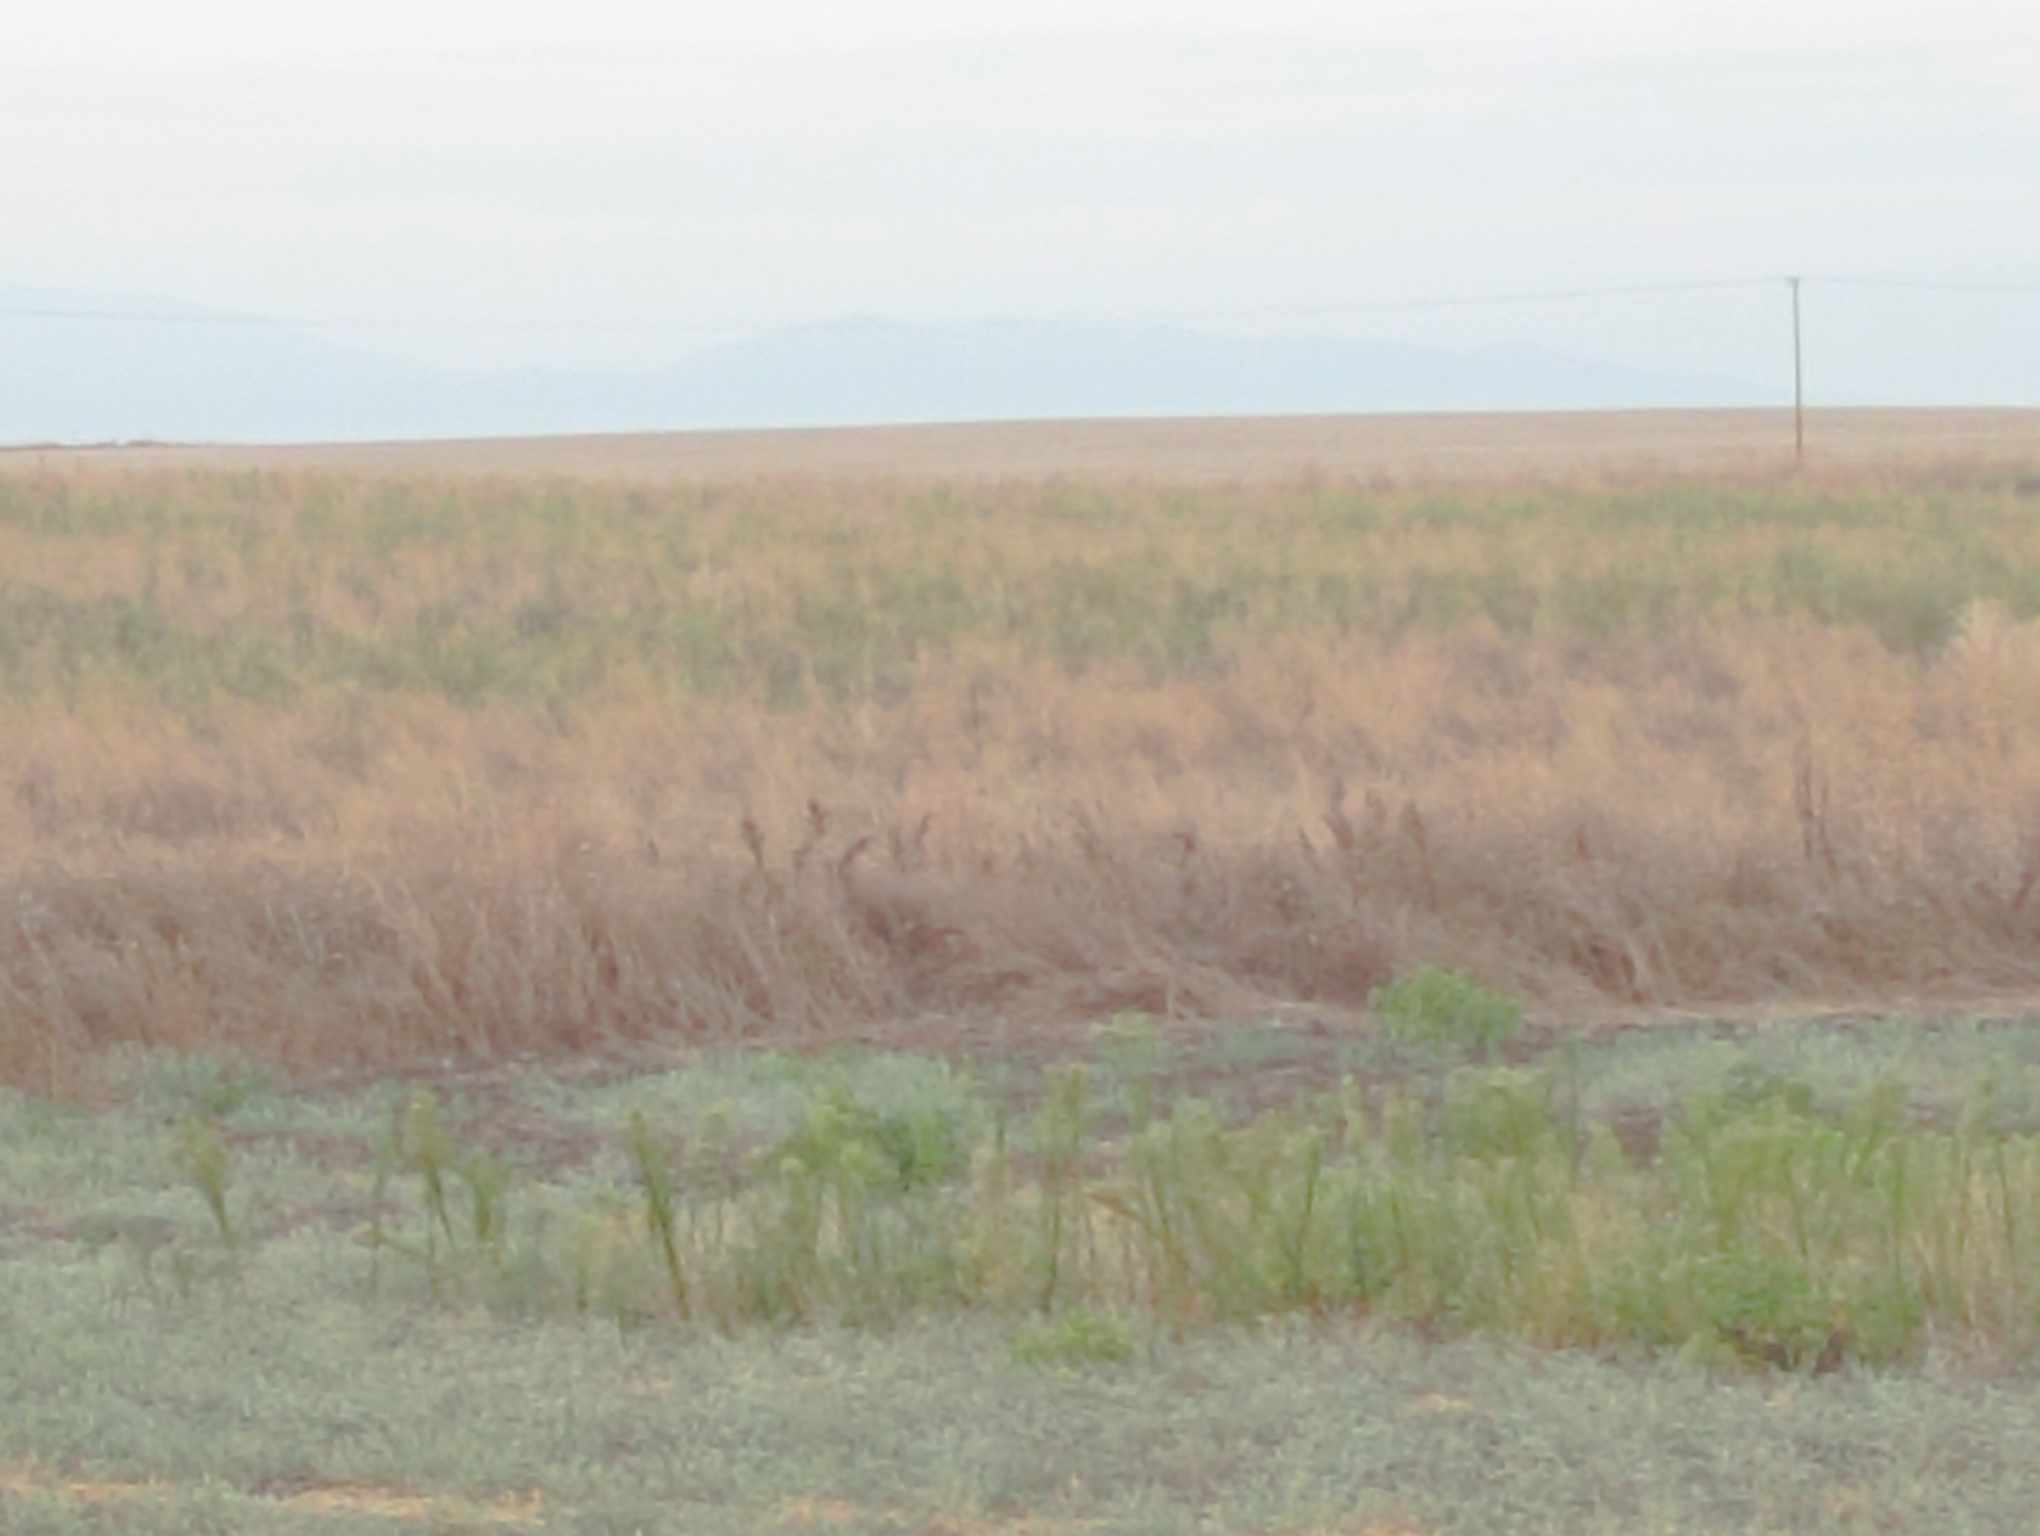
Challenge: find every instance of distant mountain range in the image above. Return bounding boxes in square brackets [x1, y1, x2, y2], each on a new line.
[2, 285, 1767, 444]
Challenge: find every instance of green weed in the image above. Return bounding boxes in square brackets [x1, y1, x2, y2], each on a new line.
[171, 1115, 234, 1246]
[362, 1090, 512, 1303]
[1009, 1308, 1137, 1368]
[1372, 967, 1524, 1060]
[627, 1110, 691, 1320]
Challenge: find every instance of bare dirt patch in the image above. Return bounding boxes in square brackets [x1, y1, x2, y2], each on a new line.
[0, 1462, 544, 1526]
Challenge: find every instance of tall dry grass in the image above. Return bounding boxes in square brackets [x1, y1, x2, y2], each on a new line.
[6, 461, 2040, 1092]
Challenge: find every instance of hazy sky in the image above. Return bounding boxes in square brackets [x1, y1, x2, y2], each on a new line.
[8, 0, 2038, 396]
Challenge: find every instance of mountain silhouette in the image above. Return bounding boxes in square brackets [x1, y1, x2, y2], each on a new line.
[3, 287, 1764, 444]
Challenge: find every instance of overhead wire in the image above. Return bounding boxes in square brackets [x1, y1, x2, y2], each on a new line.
[1801, 274, 2040, 295]
[9, 273, 2037, 335]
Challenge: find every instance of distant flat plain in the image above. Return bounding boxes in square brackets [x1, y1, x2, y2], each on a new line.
[11, 406, 2040, 482]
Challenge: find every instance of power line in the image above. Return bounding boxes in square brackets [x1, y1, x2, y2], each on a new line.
[14, 272, 2034, 333]
[0, 301, 752, 337]
[1251, 275, 1779, 319]
[4, 271, 2039, 351]
[3, 303, 290, 326]
[1805, 274, 2040, 295]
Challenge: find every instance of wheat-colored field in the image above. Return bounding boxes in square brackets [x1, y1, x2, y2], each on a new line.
[5, 409, 2040, 1093]
[13, 405, 2040, 483]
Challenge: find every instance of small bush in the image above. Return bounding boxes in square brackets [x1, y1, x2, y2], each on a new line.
[1372, 967, 1524, 1060]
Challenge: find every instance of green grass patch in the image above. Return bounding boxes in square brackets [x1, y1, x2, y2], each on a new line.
[1372, 965, 1525, 1061]
[111, 1029, 2040, 1374]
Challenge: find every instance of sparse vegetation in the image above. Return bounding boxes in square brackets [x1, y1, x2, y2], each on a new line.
[125, 1035, 2040, 1372]
[8, 1026, 2040, 1531]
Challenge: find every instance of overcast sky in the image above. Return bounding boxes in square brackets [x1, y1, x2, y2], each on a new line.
[7, 0, 2038, 400]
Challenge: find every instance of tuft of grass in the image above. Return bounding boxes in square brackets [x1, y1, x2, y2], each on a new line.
[627, 1110, 691, 1321]
[361, 1090, 514, 1303]
[1008, 1308, 1137, 1368]
[171, 1115, 234, 1246]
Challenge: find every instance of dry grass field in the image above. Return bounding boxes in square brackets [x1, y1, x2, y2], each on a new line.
[4, 408, 2040, 1096]
[12, 405, 2040, 483]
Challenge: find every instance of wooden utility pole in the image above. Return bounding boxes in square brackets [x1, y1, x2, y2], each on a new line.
[1788, 275, 1805, 467]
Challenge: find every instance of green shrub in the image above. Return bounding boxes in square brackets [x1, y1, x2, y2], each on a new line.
[1372, 967, 1524, 1060]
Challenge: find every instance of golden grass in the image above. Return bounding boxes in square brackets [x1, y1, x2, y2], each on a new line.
[5, 434, 2040, 1091]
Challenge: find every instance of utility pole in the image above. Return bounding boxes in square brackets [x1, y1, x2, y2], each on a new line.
[1788, 275, 1805, 467]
